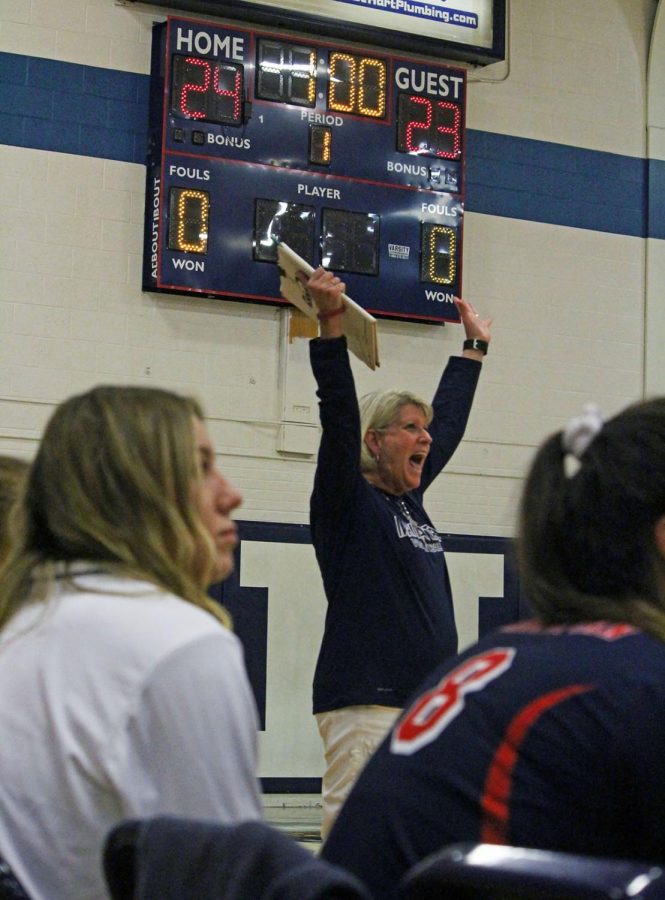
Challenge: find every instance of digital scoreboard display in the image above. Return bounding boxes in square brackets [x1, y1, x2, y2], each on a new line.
[143, 16, 467, 323]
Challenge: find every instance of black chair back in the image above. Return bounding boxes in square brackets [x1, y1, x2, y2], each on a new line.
[398, 843, 665, 899]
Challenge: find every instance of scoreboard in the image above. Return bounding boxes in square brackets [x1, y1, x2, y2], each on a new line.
[143, 15, 467, 323]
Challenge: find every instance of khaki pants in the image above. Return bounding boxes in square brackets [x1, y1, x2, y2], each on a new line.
[316, 704, 401, 841]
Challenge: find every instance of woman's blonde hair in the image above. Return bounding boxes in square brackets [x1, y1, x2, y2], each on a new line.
[359, 390, 432, 473]
[0, 386, 231, 630]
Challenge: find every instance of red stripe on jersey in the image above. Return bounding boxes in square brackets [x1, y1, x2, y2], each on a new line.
[480, 683, 593, 844]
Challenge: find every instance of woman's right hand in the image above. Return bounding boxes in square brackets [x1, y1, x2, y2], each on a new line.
[298, 267, 346, 338]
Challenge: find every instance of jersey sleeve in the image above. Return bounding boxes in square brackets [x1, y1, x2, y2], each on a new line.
[114, 631, 262, 823]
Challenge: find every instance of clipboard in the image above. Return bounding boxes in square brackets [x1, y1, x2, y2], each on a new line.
[277, 242, 380, 370]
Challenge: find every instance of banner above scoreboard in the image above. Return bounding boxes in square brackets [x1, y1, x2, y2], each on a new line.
[132, 0, 506, 65]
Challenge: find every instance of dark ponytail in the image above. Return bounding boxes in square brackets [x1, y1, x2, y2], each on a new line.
[517, 398, 665, 641]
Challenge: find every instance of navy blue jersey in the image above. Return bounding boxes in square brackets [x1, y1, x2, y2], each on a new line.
[309, 336, 481, 713]
[322, 621, 665, 898]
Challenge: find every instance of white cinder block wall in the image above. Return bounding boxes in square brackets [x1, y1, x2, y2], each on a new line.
[0, 0, 656, 529]
[0, 0, 660, 784]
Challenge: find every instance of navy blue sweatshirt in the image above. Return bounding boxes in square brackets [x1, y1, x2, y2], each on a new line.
[309, 336, 481, 714]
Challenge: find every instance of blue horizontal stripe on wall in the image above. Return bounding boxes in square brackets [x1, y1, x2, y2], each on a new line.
[0, 52, 149, 165]
[467, 130, 647, 238]
[0, 50, 655, 238]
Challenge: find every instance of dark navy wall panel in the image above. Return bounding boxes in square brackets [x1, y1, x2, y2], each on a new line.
[210, 521, 524, 729]
[210, 521, 524, 793]
[649, 158, 665, 240]
[0, 51, 657, 237]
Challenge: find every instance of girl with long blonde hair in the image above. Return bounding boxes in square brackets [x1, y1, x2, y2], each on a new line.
[0, 385, 261, 900]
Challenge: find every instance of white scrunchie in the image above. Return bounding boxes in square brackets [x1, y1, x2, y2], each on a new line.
[562, 403, 604, 460]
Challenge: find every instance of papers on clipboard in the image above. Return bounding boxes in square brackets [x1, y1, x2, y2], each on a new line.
[277, 242, 380, 370]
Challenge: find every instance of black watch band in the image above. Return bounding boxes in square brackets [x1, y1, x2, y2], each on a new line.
[463, 338, 489, 355]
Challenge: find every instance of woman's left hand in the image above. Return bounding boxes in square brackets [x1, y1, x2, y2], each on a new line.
[454, 296, 492, 343]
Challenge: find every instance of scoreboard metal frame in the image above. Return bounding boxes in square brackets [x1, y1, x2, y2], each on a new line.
[143, 15, 468, 323]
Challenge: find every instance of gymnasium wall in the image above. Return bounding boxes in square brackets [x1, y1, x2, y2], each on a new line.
[0, 0, 659, 785]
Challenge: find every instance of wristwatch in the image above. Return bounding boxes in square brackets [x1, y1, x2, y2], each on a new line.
[463, 338, 489, 355]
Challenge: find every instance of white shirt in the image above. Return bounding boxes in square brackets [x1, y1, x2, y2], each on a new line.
[0, 569, 262, 899]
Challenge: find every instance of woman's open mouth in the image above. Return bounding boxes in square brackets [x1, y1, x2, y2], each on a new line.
[409, 452, 427, 471]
